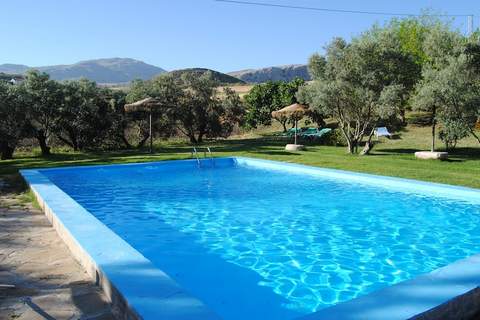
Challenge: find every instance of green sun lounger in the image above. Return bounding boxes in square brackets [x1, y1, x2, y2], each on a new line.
[281, 128, 302, 137]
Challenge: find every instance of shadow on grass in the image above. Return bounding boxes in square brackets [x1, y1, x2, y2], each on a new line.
[374, 147, 480, 160]
[255, 150, 300, 156]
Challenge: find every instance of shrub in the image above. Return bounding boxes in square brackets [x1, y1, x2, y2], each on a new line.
[439, 120, 470, 150]
[322, 129, 347, 146]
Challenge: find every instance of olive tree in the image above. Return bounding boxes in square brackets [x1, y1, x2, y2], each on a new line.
[127, 73, 244, 145]
[98, 88, 130, 149]
[298, 30, 418, 154]
[410, 25, 466, 151]
[0, 83, 30, 159]
[125, 77, 178, 148]
[412, 54, 480, 151]
[169, 72, 244, 143]
[23, 70, 63, 155]
[55, 79, 112, 151]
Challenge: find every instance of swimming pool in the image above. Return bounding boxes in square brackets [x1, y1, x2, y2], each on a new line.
[21, 157, 480, 319]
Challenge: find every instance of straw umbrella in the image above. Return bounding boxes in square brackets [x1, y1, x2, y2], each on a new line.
[124, 97, 162, 153]
[272, 103, 308, 145]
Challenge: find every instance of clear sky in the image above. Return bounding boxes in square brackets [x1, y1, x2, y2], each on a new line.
[1, 0, 478, 72]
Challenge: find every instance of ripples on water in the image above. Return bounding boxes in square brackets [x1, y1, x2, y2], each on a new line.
[43, 159, 480, 318]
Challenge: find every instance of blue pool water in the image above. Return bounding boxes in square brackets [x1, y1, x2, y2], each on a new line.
[41, 158, 480, 320]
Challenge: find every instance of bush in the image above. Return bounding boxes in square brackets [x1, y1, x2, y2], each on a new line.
[321, 129, 347, 146]
[439, 120, 470, 150]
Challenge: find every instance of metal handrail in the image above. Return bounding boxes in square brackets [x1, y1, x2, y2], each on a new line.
[192, 147, 214, 167]
[206, 147, 214, 166]
[191, 147, 201, 167]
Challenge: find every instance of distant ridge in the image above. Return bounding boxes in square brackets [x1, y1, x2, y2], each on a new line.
[0, 58, 166, 84]
[228, 64, 311, 83]
[168, 68, 246, 85]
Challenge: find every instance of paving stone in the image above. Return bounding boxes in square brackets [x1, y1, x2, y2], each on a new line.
[0, 190, 116, 320]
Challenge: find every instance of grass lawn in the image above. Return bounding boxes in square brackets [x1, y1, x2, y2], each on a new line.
[1, 125, 480, 190]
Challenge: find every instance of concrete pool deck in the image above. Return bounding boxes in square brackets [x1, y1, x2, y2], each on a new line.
[0, 188, 116, 320]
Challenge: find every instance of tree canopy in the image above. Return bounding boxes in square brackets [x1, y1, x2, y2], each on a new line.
[299, 26, 419, 153]
[244, 78, 306, 132]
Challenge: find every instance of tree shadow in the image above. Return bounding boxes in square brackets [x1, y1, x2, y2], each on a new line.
[0, 194, 115, 319]
[374, 147, 480, 160]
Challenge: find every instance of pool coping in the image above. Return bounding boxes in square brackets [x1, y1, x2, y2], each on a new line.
[20, 163, 221, 320]
[20, 156, 480, 320]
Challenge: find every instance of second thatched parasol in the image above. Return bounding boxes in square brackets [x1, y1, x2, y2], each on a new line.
[272, 103, 308, 147]
[124, 97, 162, 153]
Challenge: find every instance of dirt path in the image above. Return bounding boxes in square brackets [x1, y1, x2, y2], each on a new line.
[0, 178, 116, 320]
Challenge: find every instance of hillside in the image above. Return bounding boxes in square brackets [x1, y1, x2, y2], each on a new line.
[0, 58, 166, 84]
[168, 68, 245, 84]
[0, 64, 30, 74]
[228, 64, 311, 83]
[0, 73, 24, 82]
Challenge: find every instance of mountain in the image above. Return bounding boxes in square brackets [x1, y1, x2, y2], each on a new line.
[0, 58, 166, 84]
[0, 64, 30, 74]
[168, 68, 245, 85]
[228, 64, 311, 83]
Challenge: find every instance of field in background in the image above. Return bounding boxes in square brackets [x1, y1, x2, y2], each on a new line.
[218, 84, 254, 98]
[2, 125, 480, 189]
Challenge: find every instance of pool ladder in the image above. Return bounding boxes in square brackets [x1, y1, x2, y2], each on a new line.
[191, 147, 214, 168]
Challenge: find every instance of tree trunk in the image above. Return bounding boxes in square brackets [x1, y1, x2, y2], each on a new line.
[470, 129, 480, 144]
[118, 134, 133, 149]
[137, 134, 149, 148]
[0, 141, 15, 160]
[400, 109, 406, 125]
[360, 128, 376, 156]
[431, 106, 437, 152]
[36, 132, 51, 156]
[347, 140, 355, 154]
[189, 135, 198, 144]
[56, 135, 75, 150]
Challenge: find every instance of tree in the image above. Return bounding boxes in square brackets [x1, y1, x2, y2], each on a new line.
[244, 79, 305, 132]
[215, 87, 245, 138]
[99, 88, 130, 149]
[244, 81, 280, 129]
[0, 83, 30, 159]
[412, 54, 480, 151]
[125, 78, 177, 148]
[23, 70, 63, 156]
[299, 31, 417, 154]
[409, 24, 466, 152]
[168, 72, 243, 143]
[127, 73, 244, 145]
[55, 79, 111, 151]
[307, 53, 326, 80]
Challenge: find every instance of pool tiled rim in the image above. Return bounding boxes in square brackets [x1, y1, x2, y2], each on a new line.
[20, 157, 480, 320]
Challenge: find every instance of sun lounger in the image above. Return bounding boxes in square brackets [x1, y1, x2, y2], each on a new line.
[375, 127, 392, 138]
[302, 128, 332, 139]
[281, 128, 303, 137]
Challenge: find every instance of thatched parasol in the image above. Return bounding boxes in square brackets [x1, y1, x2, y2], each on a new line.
[124, 97, 161, 112]
[272, 103, 308, 145]
[124, 97, 162, 153]
[272, 103, 308, 118]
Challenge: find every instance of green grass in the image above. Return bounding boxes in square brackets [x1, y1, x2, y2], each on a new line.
[2, 125, 480, 189]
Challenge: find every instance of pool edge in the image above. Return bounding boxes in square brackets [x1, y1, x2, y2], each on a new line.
[20, 168, 220, 320]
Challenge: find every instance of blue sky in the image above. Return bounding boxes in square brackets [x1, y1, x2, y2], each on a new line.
[1, 0, 478, 72]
